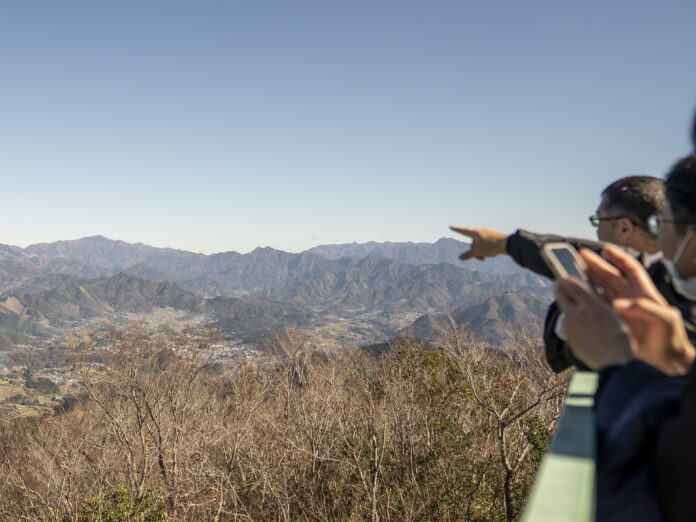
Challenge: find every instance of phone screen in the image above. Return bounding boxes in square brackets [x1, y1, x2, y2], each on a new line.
[551, 248, 586, 280]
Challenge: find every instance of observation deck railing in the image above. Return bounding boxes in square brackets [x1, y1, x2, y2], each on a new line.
[522, 371, 599, 522]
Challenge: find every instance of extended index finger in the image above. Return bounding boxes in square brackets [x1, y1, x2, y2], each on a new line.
[449, 225, 478, 239]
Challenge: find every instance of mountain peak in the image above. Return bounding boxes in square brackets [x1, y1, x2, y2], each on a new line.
[250, 246, 285, 255]
[27, 235, 113, 249]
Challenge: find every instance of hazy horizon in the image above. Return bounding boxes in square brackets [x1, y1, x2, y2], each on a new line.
[4, 233, 473, 256]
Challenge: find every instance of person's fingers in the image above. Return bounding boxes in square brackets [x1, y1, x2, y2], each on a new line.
[449, 225, 478, 239]
[613, 298, 673, 359]
[581, 248, 622, 279]
[603, 245, 667, 304]
[555, 277, 593, 312]
[554, 282, 575, 312]
[603, 244, 644, 274]
[614, 298, 669, 342]
[614, 298, 674, 324]
[459, 250, 476, 261]
[559, 277, 596, 305]
[580, 246, 667, 305]
[579, 248, 626, 297]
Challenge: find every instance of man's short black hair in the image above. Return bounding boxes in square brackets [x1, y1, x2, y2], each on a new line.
[601, 175, 666, 232]
[665, 154, 696, 227]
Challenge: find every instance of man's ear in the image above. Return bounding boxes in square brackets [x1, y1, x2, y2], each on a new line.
[618, 218, 634, 239]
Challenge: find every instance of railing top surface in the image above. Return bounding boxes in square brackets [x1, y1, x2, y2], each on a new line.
[522, 371, 598, 522]
[567, 371, 600, 397]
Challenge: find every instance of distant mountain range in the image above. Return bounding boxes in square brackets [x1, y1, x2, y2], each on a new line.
[306, 238, 524, 274]
[0, 236, 552, 349]
[0, 273, 313, 346]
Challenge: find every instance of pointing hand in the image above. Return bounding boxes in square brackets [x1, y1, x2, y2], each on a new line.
[449, 226, 509, 261]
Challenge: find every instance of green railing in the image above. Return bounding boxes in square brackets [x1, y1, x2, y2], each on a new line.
[522, 371, 599, 522]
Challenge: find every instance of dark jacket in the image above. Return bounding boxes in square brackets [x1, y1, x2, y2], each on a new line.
[594, 362, 685, 521]
[647, 261, 696, 344]
[590, 267, 696, 521]
[506, 230, 605, 371]
[655, 369, 696, 522]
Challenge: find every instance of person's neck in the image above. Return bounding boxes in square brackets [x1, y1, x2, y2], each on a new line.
[624, 236, 658, 255]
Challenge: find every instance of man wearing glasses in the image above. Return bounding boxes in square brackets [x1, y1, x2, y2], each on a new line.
[549, 154, 696, 521]
[450, 175, 666, 372]
[589, 176, 664, 262]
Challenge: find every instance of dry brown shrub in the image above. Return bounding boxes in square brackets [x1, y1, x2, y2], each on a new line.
[0, 325, 569, 521]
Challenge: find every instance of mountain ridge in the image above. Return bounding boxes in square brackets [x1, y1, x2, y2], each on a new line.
[0, 235, 551, 349]
[0, 273, 314, 346]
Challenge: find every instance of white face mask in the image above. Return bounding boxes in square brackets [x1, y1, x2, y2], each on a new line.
[664, 229, 696, 301]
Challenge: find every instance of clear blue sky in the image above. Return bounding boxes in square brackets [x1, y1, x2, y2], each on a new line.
[1, 1, 695, 254]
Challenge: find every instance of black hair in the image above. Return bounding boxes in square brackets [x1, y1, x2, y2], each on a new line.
[601, 176, 666, 232]
[665, 154, 696, 228]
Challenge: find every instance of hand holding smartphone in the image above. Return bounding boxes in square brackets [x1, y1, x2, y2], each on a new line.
[541, 242, 589, 282]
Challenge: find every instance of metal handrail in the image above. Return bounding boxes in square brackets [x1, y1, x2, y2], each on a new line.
[522, 371, 598, 522]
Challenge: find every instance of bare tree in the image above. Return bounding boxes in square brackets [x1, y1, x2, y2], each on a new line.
[0, 323, 568, 521]
[442, 325, 569, 521]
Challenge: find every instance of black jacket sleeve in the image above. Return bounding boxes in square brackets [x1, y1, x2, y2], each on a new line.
[542, 303, 571, 373]
[506, 229, 605, 372]
[505, 229, 604, 280]
[542, 302, 591, 373]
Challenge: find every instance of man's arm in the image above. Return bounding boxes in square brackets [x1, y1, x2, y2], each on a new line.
[450, 225, 604, 280]
[506, 229, 604, 279]
[449, 225, 605, 373]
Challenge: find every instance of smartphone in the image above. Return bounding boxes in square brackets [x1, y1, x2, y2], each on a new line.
[541, 242, 589, 281]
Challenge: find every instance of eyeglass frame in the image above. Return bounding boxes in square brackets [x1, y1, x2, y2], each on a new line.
[647, 214, 696, 235]
[588, 214, 635, 228]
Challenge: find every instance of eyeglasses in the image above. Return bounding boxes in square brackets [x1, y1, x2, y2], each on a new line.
[647, 214, 696, 235]
[588, 214, 632, 227]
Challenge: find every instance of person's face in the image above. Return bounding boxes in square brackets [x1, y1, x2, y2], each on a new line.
[596, 197, 626, 245]
[658, 201, 696, 277]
